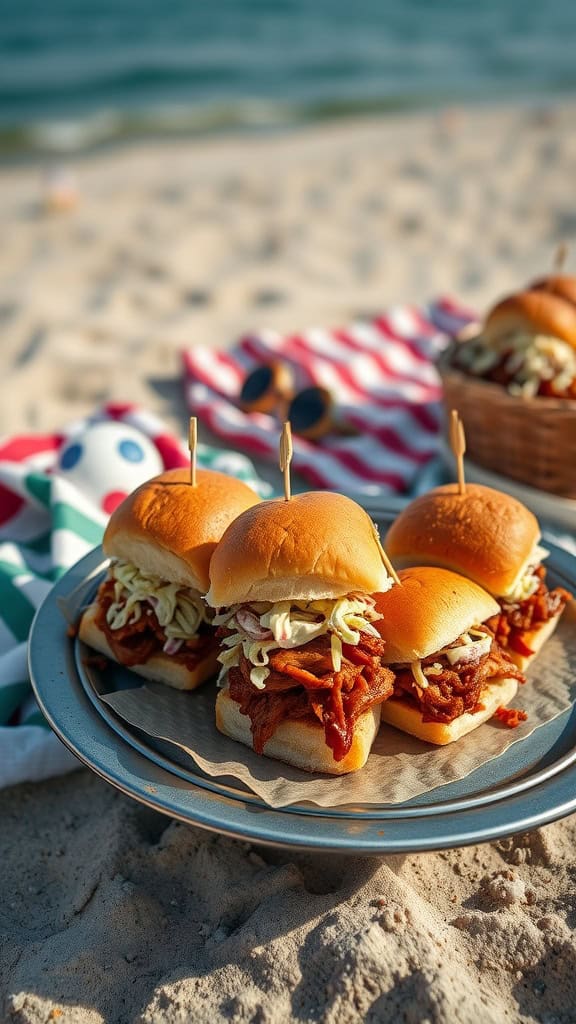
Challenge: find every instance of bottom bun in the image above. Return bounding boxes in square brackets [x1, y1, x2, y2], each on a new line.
[78, 604, 218, 691]
[380, 676, 519, 745]
[506, 614, 563, 672]
[216, 684, 381, 775]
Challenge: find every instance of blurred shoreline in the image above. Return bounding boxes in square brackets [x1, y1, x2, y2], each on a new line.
[2, 91, 575, 164]
[4, 0, 576, 163]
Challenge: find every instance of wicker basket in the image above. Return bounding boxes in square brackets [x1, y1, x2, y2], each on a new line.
[438, 348, 576, 499]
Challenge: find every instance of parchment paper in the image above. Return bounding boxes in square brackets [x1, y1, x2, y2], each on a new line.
[99, 605, 576, 809]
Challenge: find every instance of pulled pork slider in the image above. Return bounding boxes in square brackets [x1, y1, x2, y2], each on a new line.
[451, 287, 576, 398]
[79, 468, 261, 689]
[483, 289, 576, 349]
[374, 567, 526, 745]
[206, 491, 396, 774]
[385, 483, 571, 671]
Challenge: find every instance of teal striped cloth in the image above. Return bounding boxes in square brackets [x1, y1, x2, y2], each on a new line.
[0, 404, 271, 789]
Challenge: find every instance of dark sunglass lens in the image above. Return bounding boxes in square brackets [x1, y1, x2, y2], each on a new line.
[289, 388, 328, 431]
[240, 366, 274, 404]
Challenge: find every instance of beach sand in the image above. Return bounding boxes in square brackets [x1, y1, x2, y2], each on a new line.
[2, 101, 576, 443]
[1, 101, 576, 1022]
[3, 774, 576, 1023]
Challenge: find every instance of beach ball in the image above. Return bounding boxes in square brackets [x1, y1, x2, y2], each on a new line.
[56, 421, 163, 515]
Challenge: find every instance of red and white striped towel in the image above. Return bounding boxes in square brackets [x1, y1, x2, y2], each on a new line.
[183, 298, 474, 496]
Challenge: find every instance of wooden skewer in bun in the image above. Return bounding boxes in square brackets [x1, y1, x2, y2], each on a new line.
[188, 416, 198, 487]
[279, 421, 293, 501]
[528, 275, 576, 311]
[449, 409, 466, 496]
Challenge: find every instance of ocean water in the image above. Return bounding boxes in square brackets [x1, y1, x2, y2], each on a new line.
[2, 0, 576, 155]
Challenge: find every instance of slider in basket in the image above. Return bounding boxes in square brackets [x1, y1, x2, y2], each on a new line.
[373, 567, 526, 745]
[79, 467, 261, 689]
[438, 267, 576, 497]
[385, 483, 571, 670]
[206, 490, 397, 774]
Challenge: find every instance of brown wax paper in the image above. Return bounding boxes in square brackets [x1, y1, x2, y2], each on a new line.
[99, 605, 576, 809]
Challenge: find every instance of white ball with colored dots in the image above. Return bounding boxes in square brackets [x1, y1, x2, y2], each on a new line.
[57, 422, 164, 515]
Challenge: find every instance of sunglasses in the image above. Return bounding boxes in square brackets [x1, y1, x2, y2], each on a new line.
[239, 362, 356, 440]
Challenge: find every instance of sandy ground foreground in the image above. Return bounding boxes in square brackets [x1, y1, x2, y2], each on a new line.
[2, 775, 576, 1023]
[1, 102, 576, 1022]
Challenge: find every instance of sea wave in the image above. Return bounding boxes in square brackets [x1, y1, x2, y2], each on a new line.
[3, 0, 576, 160]
[0, 94, 443, 159]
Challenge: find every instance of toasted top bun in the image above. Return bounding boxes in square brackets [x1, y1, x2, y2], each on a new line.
[373, 566, 500, 664]
[385, 483, 540, 598]
[483, 289, 576, 349]
[529, 274, 576, 309]
[103, 468, 261, 593]
[206, 491, 392, 606]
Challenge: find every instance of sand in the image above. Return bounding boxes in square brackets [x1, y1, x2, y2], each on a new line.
[1, 101, 576, 1022]
[2, 774, 576, 1023]
[2, 101, 576, 445]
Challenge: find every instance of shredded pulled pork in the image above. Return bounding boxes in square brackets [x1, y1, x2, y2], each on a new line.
[392, 638, 525, 725]
[494, 706, 528, 729]
[226, 632, 394, 762]
[94, 578, 217, 669]
[486, 565, 571, 657]
[450, 334, 576, 400]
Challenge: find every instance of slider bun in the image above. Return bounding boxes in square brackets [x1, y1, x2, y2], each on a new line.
[206, 491, 392, 607]
[373, 566, 499, 663]
[505, 613, 564, 672]
[380, 676, 519, 745]
[216, 683, 381, 774]
[385, 484, 540, 598]
[78, 604, 218, 690]
[103, 468, 261, 594]
[483, 289, 576, 349]
[529, 274, 576, 309]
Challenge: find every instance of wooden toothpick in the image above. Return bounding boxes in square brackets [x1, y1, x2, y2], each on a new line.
[554, 241, 568, 274]
[450, 409, 466, 495]
[279, 421, 293, 501]
[373, 528, 401, 587]
[188, 416, 198, 487]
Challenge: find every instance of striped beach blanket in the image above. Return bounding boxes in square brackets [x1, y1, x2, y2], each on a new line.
[0, 403, 269, 790]
[184, 298, 473, 495]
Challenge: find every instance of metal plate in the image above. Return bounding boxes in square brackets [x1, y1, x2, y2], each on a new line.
[29, 509, 576, 853]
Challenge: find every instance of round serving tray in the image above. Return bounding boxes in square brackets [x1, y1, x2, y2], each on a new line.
[29, 510, 576, 854]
